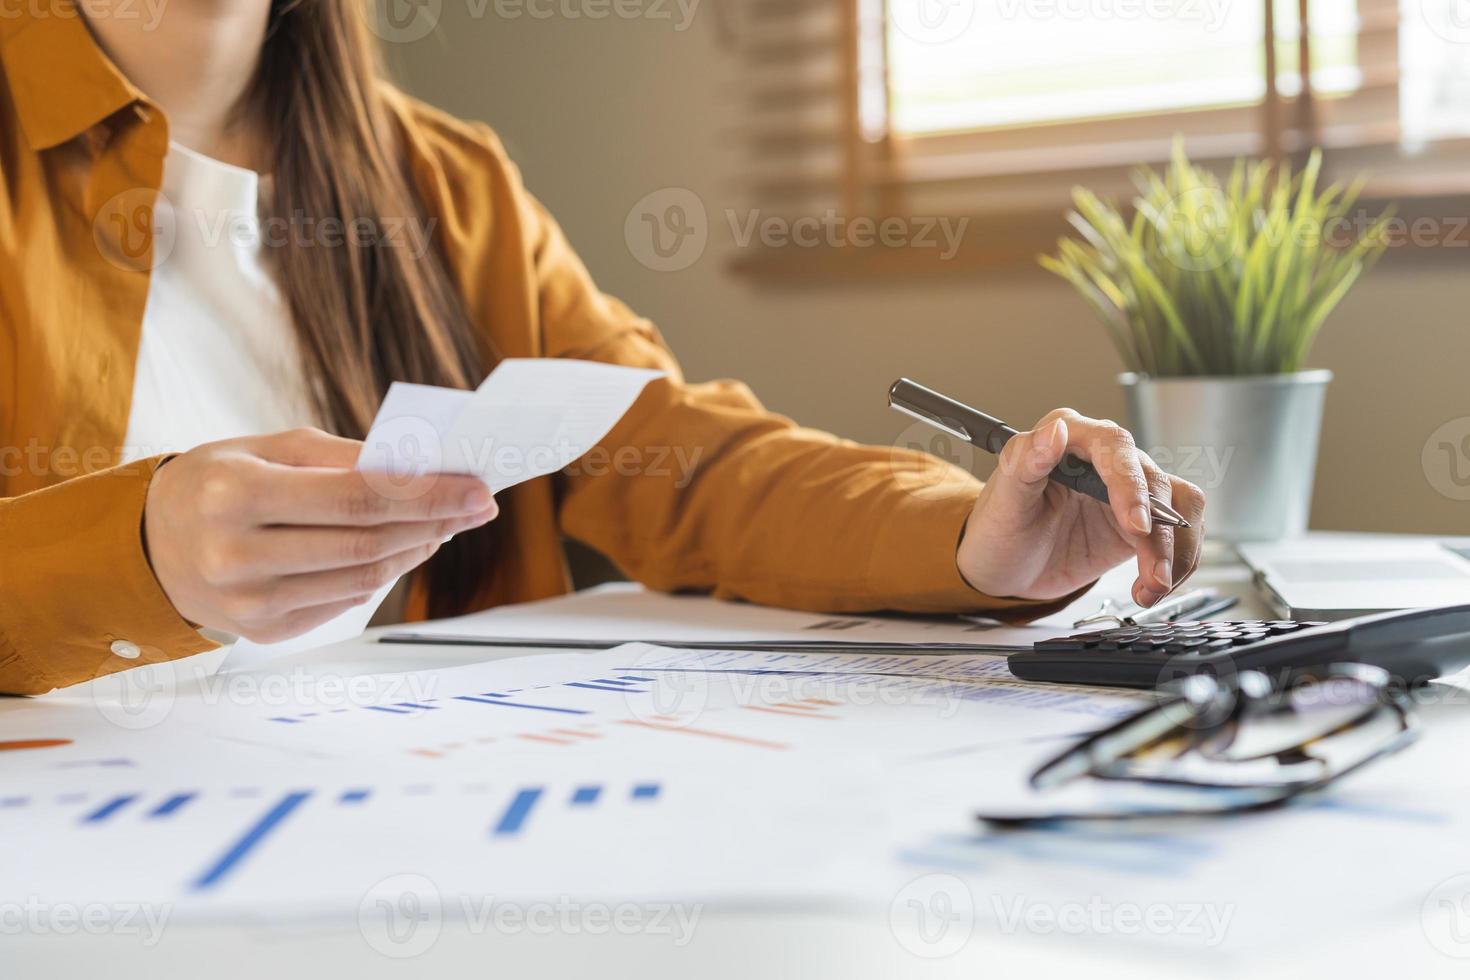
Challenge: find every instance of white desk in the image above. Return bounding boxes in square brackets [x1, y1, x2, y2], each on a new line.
[7, 543, 1470, 979]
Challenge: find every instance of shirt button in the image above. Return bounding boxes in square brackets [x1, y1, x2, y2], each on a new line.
[110, 640, 142, 659]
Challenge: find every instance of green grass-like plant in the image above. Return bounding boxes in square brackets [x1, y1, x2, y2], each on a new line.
[1041, 141, 1392, 377]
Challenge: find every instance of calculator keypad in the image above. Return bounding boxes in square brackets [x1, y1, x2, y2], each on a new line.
[1034, 620, 1330, 659]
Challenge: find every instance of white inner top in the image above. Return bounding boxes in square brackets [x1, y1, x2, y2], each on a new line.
[122, 141, 318, 460]
[122, 143, 418, 631]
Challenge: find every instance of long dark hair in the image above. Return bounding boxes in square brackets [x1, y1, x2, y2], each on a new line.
[248, 0, 496, 616]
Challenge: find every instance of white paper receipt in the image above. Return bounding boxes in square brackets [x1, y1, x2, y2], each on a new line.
[223, 359, 664, 670]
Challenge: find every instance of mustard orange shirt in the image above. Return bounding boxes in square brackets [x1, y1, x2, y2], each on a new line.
[0, 1, 1059, 695]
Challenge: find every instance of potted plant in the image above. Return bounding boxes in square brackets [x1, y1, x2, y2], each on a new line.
[1041, 142, 1391, 541]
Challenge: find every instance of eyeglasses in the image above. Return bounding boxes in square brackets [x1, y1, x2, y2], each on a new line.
[979, 663, 1419, 826]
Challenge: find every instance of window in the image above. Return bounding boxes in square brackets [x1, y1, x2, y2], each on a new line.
[727, 0, 1470, 276]
[885, 0, 1362, 136]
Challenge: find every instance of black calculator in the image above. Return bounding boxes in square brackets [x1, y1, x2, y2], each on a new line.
[1007, 604, 1470, 689]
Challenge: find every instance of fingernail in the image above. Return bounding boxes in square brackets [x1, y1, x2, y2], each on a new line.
[1035, 419, 1059, 453]
[460, 485, 493, 514]
[1154, 559, 1173, 589]
[1130, 505, 1152, 534]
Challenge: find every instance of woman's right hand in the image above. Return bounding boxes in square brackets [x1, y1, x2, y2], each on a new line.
[142, 427, 498, 642]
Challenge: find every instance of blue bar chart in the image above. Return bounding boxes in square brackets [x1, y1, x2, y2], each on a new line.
[9, 780, 669, 894]
[267, 675, 660, 725]
[492, 788, 543, 836]
[192, 791, 312, 891]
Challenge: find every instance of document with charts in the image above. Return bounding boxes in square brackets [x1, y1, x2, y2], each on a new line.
[0, 643, 1140, 919]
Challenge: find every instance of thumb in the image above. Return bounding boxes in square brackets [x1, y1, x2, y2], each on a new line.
[251, 427, 365, 469]
[984, 417, 1068, 519]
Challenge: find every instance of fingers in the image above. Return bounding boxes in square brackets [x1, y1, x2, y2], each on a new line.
[235, 597, 376, 646]
[984, 416, 1070, 523]
[1167, 475, 1207, 589]
[1128, 471, 1206, 607]
[250, 427, 365, 469]
[250, 467, 497, 527]
[147, 427, 502, 645]
[1027, 409, 1207, 608]
[1131, 465, 1177, 607]
[1039, 409, 1154, 540]
[264, 540, 443, 617]
[223, 512, 492, 579]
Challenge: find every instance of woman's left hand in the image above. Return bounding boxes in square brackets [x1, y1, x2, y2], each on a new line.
[956, 408, 1207, 608]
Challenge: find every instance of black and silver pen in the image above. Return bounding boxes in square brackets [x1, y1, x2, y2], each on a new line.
[887, 378, 1191, 530]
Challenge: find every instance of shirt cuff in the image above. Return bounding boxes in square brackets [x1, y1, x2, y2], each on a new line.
[0, 456, 218, 695]
[864, 474, 1093, 620]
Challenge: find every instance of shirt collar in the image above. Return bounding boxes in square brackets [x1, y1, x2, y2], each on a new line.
[0, 0, 147, 150]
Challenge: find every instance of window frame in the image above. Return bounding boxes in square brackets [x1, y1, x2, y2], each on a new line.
[728, 0, 1470, 280]
[870, 0, 1406, 203]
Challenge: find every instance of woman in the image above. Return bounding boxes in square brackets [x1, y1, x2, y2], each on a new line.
[0, 0, 1204, 695]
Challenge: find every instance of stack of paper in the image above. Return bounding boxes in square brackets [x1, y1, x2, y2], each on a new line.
[381, 562, 1149, 653]
[380, 582, 1062, 652]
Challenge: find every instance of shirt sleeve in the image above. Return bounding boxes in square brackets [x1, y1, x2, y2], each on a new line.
[487, 150, 1081, 618]
[0, 456, 217, 695]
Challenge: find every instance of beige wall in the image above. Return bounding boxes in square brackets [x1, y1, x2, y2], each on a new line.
[389, 8, 1469, 534]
